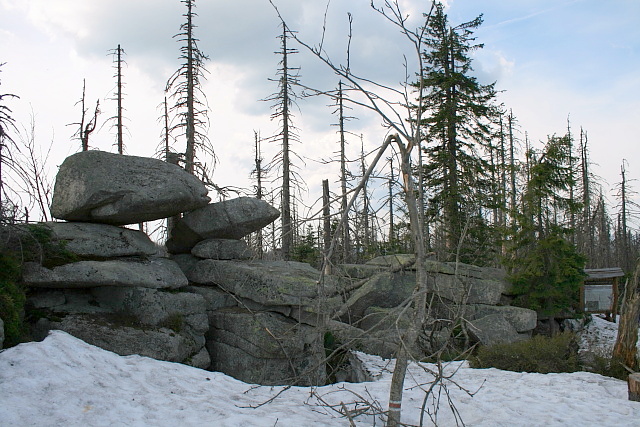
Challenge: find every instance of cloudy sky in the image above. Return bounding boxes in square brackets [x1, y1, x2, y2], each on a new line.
[1, 0, 639, 220]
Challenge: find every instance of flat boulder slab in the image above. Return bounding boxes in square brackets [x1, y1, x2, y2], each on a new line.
[188, 259, 339, 312]
[166, 197, 279, 253]
[51, 150, 210, 225]
[22, 258, 188, 289]
[208, 308, 326, 386]
[42, 221, 159, 259]
[191, 238, 254, 260]
[468, 313, 522, 346]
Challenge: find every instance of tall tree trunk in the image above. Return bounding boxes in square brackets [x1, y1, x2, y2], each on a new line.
[185, 0, 196, 174]
[322, 179, 331, 275]
[254, 130, 264, 258]
[386, 136, 428, 427]
[338, 81, 351, 263]
[115, 44, 124, 154]
[280, 32, 292, 260]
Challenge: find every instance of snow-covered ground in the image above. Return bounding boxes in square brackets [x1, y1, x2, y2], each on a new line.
[1, 317, 639, 426]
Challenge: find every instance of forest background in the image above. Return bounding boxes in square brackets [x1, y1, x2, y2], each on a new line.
[1, 0, 639, 272]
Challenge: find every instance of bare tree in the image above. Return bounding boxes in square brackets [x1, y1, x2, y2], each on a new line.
[108, 44, 127, 154]
[264, 22, 305, 260]
[12, 114, 53, 222]
[166, 0, 214, 176]
[0, 62, 19, 221]
[68, 79, 100, 152]
[268, 1, 444, 424]
[251, 130, 268, 258]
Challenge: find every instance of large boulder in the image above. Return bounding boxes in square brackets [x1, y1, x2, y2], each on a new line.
[469, 304, 537, 333]
[35, 314, 204, 366]
[468, 313, 522, 346]
[341, 271, 416, 321]
[188, 259, 340, 313]
[208, 308, 326, 386]
[90, 287, 209, 336]
[22, 258, 188, 289]
[432, 274, 507, 305]
[51, 150, 210, 225]
[166, 197, 279, 253]
[42, 221, 159, 258]
[191, 238, 254, 260]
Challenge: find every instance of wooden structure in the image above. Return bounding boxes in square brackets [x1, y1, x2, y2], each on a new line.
[580, 268, 625, 321]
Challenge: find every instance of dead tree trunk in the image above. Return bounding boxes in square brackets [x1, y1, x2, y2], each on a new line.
[613, 269, 640, 372]
[322, 179, 331, 275]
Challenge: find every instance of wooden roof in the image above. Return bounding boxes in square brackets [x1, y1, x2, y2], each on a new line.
[584, 268, 625, 280]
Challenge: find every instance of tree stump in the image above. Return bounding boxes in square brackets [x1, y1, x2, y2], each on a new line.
[629, 373, 640, 402]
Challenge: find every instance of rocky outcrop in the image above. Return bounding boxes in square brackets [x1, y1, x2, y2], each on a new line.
[191, 238, 254, 260]
[341, 271, 416, 321]
[42, 221, 160, 258]
[166, 197, 280, 253]
[22, 258, 188, 289]
[29, 286, 210, 369]
[51, 151, 210, 225]
[468, 314, 522, 346]
[188, 260, 340, 313]
[35, 314, 204, 366]
[186, 259, 338, 385]
[333, 255, 535, 349]
[208, 308, 325, 386]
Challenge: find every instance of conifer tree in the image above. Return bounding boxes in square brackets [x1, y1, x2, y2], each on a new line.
[416, 3, 499, 263]
[506, 135, 585, 318]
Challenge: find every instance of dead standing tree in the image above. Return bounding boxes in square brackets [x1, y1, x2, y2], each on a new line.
[166, 0, 215, 178]
[68, 79, 100, 152]
[269, 1, 442, 425]
[108, 44, 127, 154]
[0, 62, 19, 220]
[264, 22, 305, 260]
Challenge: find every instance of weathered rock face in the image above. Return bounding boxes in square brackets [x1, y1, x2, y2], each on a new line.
[51, 151, 210, 225]
[35, 314, 203, 366]
[331, 255, 536, 354]
[28, 286, 210, 369]
[22, 258, 188, 289]
[208, 308, 326, 386]
[188, 259, 340, 313]
[468, 314, 523, 346]
[166, 197, 279, 253]
[342, 271, 416, 321]
[183, 260, 337, 385]
[42, 221, 159, 258]
[468, 304, 537, 333]
[192, 238, 254, 260]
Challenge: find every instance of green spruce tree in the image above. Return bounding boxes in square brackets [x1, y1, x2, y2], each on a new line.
[506, 135, 586, 318]
[415, 3, 499, 264]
